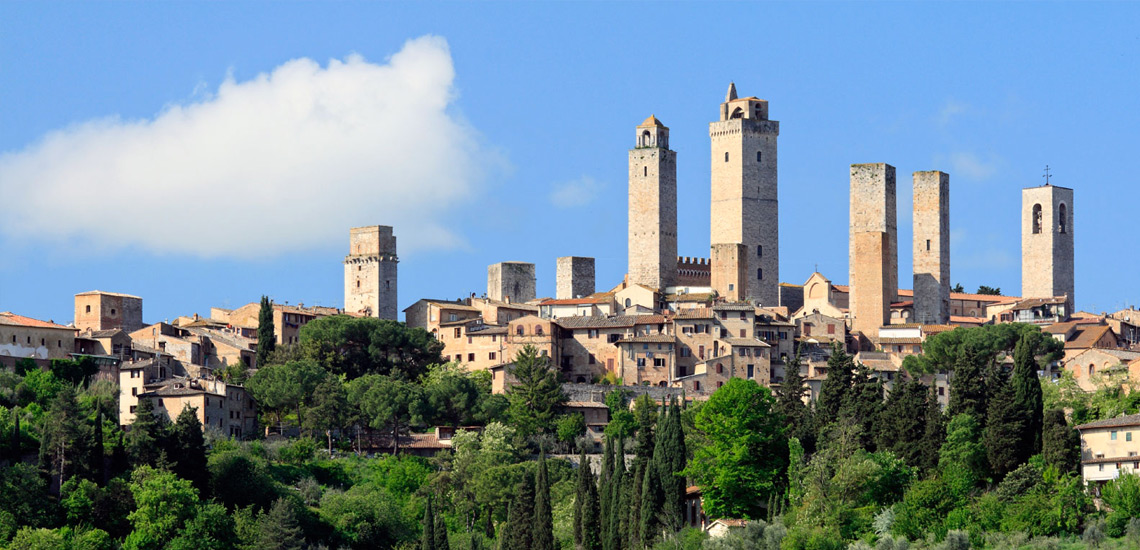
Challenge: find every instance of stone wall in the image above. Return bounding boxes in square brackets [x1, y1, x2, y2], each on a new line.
[488, 262, 536, 303]
[711, 243, 747, 302]
[849, 163, 897, 337]
[75, 292, 143, 333]
[556, 256, 596, 299]
[344, 226, 398, 320]
[1022, 185, 1075, 309]
[628, 127, 678, 290]
[912, 171, 950, 324]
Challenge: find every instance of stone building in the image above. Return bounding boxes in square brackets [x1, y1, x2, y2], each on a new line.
[1022, 183, 1075, 311]
[75, 291, 144, 334]
[849, 163, 898, 339]
[710, 243, 747, 302]
[487, 262, 536, 303]
[710, 83, 779, 306]
[556, 256, 596, 299]
[218, 302, 338, 347]
[628, 116, 678, 290]
[0, 312, 77, 360]
[912, 171, 950, 325]
[344, 225, 399, 320]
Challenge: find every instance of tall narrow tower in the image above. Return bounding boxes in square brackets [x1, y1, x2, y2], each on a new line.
[1022, 183, 1075, 310]
[913, 171, 950, 325]
[849, 163, 897, 338]
[344, 225, 398, 320]
[710, 82, 779, 305]
[628, 115, 678, 290]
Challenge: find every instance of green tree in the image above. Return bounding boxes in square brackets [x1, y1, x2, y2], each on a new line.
[1011, 333, 1044, 456]
[629, 393, 657, 547]
[875, 378, 928, 469]
[574, 446, 590, 550]
[639, 449, 663, 546]
[817, 342, 854, 427]
[1042, 407, 1080, 475]
[246, 359, 326, 430]
[657, 399, 687, 532]
[506, 345, 566, 435]
[299, 315, 443, 380]
[167, 503, 238, 550]
[685, 379, 787, 519]
[424, 366, 481, 427]
[1102, 473, 1140, 518]
[558, 413, 587, 445]
[168, 405, 208, 493]
[951, 283, 965, 293]
[49, 356, 99, 386]
[582, 458, 603, 550]
[939, 414, 987, 495]
[258, 498, 304, 550]
[123, 466, 200, 550]
[984, 373, 1026, 480]
[774, 353, 815, 454]
[38, 384, 89, 485]
[841, 362, 883, 450]
[919, 384, 946, 474]
[504, 473, 536, 550]
[256, 296, 276, 367]
[608, 438, 626, 550]
[435, 508, 450, 550]
[348, 373, 427, 454]
[976, 285, 1001, 296]
[600, 436, 614, 547]
[535, 449, 555, 550]
[207, 448, 279, 511]
[304, 376, 348, 454]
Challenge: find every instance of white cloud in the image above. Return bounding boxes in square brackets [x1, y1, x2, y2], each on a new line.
[0, 36, 492, 257]
[549, 176, 603, 208]
[937, 99, 969, 126]
[947, 151, 1000, 181]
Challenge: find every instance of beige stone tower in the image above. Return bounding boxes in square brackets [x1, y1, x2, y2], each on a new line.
[912, 171, 950, 325]
[556, 256, 595, 299]
[710, 82, 779, 305]
[1022, 183, 1075, 310]
[74, 291, 143, 333]
[711, 243, 748, 302]
[344, 225, 398, 320]
[628, 115, 678, 290]
[849, 163, 897, 338]
[488, 262, 536, 303]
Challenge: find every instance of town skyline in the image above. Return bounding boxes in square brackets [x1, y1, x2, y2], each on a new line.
[3, 3, 1139, 324]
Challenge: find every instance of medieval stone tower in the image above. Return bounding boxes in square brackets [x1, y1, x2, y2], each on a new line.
[344, 225, 398, 320]
[913, 171, 950, 325]
[710, 82, 779, 305]
[556, 256, 596, 299]
[849, 163, 898, 338]
[1022, 183, 1075, 310]
[628, 115, 678, 290]
[488, 262, 536, 303]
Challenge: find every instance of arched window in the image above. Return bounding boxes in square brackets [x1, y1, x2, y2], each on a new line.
[659, 381, 666, 387]
[1059, 203, 1068, 234]
[756, 151, 762, 163]
[730, 107, 743, 119]
[1032, 204, 1042, 234]
[641, 130, 651, 146]
[535, 325, 544, 336]
[1089, 364, 1095, 377]
[577, 376, 586, 383]
[716, 363, 724, 374]
[516, 325, 524, 336]
[757, 245, 763, 257]
[724, 152, 729, 162]
[625, 298, 632, 308]
[757, 268, 763, 280]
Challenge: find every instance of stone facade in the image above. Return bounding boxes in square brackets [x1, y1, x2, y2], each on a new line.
[0, 312, 78, 360]
[1022, 184, 1075, 310]
[629, 116, 678, 290]
[711, 243, 747, 302]
[709, 83, 779, 306]
[556, 256, 596, 300]
[912, 171, 950, 325]
[849, 163, 897, 338]
[75, 291, 143, 334]
[344, 225, 398, 320]
[487, 262, 536, 303]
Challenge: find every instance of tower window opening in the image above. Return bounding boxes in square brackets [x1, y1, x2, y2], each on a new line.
[926, 239, 931, 251]
[386, 280, 390, 289]
[356, 280, 360, 288]
[756, 151, 762, 163]
[1032, 204, 1042, 234]
[724, 152, 729, 162]
[644, 166, 647, 177]
[641, 130, 651, 146]
[757, 245, 763, 257]
[730, 107, 743, 119]
[757, 268, 763, 280]
[85, 305, 91, 313]
[1059, 203, 1068, 234]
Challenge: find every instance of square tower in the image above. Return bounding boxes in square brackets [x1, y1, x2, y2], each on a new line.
[628, 115, 678, 290]
[74, 291, 143, 333]
[488, 262, 536, 303]
[556, 256, 596, 300]
[849, 163, 898, 338]
[913, 171, 950, 325]
[709, 82, 779, 305]
[1022, 184, 1075, 310]
[711, 243, 748, 302]
[344, 225, 399, 320]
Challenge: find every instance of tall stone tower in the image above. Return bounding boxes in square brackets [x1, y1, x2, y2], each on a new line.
[711, 243, 747, 302]
[344, 225, 398, 320]
[556, 256, 595, 299]
[488, 262, 536, 303]
[710, 82, 779, 305]
[628, 115, 678, 290]
[1022, 183, 1075, 310]
[849, 163, 897, 338]
[913, 171, 950, 325]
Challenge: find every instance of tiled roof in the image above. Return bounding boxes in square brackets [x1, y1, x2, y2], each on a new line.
[950, 316, 987, 325]
[564, 401, 609, 409]
[720, 337, 770, 348]
[1065, 325, 1115, 350]
[1067, 348, 1140, 363]
[540, 297, 611, 306]
[470, 326, 508, 336]
[0, 312, 74, 330]
[1009, 297, 1068, 309]
[713, 303, 755, 311]
[633, 315, 668, 325]
[618, 334, 676, 344]
[673, 308, 715, 320]
[665, 293, 716, 302]
[554, 315, 642, 329]
[75, 290, 141, 299]
[1077, 414, 1140, 431]
[891, 301, 914, 308]
[1044, 321, 1079, 334]
[639, 114, 666, 127]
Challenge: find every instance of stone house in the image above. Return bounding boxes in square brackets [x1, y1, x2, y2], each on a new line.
[538, 295, 615, 319]
[403, 299, 482, 335]
[1077, 414, 1140, 491]
[616, 334, 677, 386]
[0, 312, 78, 361]
[74, 291, 144, 334]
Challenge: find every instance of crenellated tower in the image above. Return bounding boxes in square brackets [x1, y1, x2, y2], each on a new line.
[344, 225, 398, 320]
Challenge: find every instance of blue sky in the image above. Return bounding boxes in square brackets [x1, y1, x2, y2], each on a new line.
[2, 2, 1138, 324]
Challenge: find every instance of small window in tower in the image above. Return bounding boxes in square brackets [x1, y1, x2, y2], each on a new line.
[1059, 203, 1068, 234]
[724, 152, 729, 162]
[728, 284, 734, 291]
[386, 280, 391, 290]
[111, 308, 116, 315]
[757, 268, 763, 280]
[926, 239, 931, 251]
[1032, 204, 1042, 234]
[356, 280, 360, 288]
[756, 151, 762, 163]
[644, 166, 647, 177]
[86, 305, 91, 313]
[757, 245, 763, 257]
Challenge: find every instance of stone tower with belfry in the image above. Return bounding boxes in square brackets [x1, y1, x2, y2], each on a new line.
[344, 225, 398, 320]
[709, 82, 779, 305]
[628, 115, 678, 290]
[1022, 173, 1075, 311]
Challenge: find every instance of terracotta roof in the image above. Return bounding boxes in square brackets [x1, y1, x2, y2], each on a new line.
[673, 308, 715, 320]
[75, 290, 141, 299]
[633, 315, 668, 325]
[1010, 297, 1068, 310]
[665, 293, 716, 302]
[540, 296, 612, 306]
[1044, 321, 1079, 334]
[950, 316, 987, 325]
[555, 315, 643, 329]
[414, 299, 480, 313]
[1077, 414, 1140, 431]
[713, 303, 755, 311]
[1065, 325, 1115, 350]
[922, 324, 956, 333]
[891, 301, 914, 308]
[564, 401, 609, 409]
[0, 312, 74, 330]
[720, 337, 770, 348]
[469, 326, 508, 336]
[638, 114, 666, 128]
[618, 334, 676, 344]
[710, 518, 749, 528]
[686, 485, 701, 496]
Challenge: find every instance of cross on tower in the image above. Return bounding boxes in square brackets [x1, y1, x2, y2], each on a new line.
[1043, 165, 1052, 185]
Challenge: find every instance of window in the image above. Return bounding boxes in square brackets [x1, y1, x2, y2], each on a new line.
[926, 239, 931, 251]
[111, 308, 116, 315]
[698, 345, 705, 359]
[717, 381, 723, 388]
[1112, 431, 1118, 440]
[724, 152, 729, 162]
[637, 358, 646, 367]
[728, 283, 734, 291]
[756, 151, 762, 163]
[535, 325, 544, 336]
[1059, 203, 1068, 233]
[757, 268, 763, 280]
[716, 363, 724, 374]
[739, 312, 746, 320]
[644, 166, 648, 177]
[747, 364, 754, 378]
[130, 406, 137, 413]
[625, 298, 632, 308]
[589, 329, 599, 339]
[467, 353, 475, 362]
[517, 326, 524, 336]
[85, 305, 91, 313]
[157, 399, 164, 406]
[938, 386, 945, 396]
[739, 329, 746, 338]
[588, 354, 596, 365]
[694, 381, 701, 391]
[489, 352, 497, 361]
[1100, 464, 1105, 472]
[757, 244, 763, 257]
[1129, 432, 1134, 442]
[720, 311, 728, 320]
[654, 358, 665, 367]
[356, 280, 360, 288]
[804, 324, 812, 336]
[1032, 204, 1042, 234]
[454, 328, 461, 338]
[827, 324, 835, 335]
[131, 388, 137, 396]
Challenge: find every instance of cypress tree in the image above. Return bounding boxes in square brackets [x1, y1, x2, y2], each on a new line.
[484, 505, 494, 540]
[984, 373, 1025, 480]
[435, 509, 450, 550]
[259, 498, 305, 550]
[608, 438, 625, 550]
[875, 378, 928, 468]
[775, 352, 816, 454]
[629, 395, 656, 547]
[170, 405, 209, 493]
[1011, 334, 1044, 455]
[657, 399, 686, 532]
[817, 342, 855, 426]
[1042, 408, 1081, 475]
[948, 347, 988, 428]
[504, 474, 536, 550]
[127, 396, 163, 467]
[920, 384, 946, 474]
[639, 455, 662, 547]
[256, 295, 276, 367]
[422, 496, 436, 550]
[599, 437, 613, 548]
[574, 446, 589, 549]
[581, 462, 602, 550]
[92, 405, 105, 484]
[841, 363, 884, 451]
[534, 449, 554, 550]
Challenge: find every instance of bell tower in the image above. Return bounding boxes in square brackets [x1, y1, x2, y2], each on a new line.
[628, 115, 678, 290]
[1022, 181, 1075, 311]
[710, 82, 779, 305]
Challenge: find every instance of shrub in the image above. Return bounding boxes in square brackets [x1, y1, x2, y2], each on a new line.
[1081, 521, 1105, 549]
